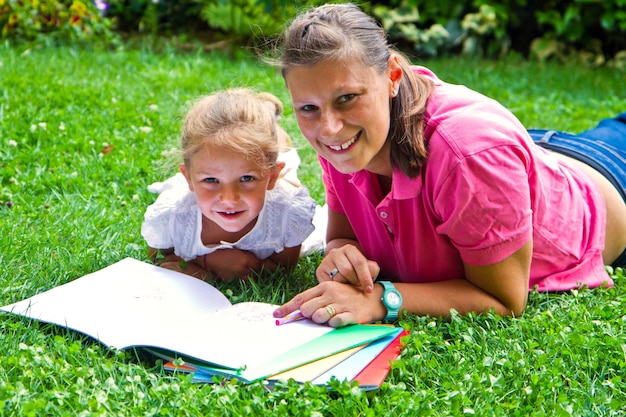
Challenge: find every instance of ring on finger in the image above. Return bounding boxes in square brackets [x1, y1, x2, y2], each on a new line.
[324, 304, 336, 318]
[328, 268, 339, 280]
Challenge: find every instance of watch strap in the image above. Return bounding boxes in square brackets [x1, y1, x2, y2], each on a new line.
[379, 281, 402, 322]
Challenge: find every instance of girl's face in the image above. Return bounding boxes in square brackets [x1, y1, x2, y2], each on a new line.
[285, 56, 402, 176]
[180, 145, 281, 233]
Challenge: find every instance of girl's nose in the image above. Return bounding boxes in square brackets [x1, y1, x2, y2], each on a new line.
[219, 185, 239, 203]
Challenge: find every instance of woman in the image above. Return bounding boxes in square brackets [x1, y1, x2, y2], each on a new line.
[272, 3, 626, 327]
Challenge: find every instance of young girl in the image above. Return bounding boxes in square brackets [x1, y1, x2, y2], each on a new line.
[141, 88, 318, 281]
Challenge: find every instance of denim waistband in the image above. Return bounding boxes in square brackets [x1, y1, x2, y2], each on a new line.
[528, 129, 626, 203]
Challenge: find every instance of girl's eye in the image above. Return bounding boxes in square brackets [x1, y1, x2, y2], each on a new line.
[240, 175, 255, 182]
[202, 177, 218, 184]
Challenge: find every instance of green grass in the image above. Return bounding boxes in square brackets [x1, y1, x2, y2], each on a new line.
[1, 43, 626, 416]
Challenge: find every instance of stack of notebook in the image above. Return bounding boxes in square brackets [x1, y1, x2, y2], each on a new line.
[1, 258, 407, 390]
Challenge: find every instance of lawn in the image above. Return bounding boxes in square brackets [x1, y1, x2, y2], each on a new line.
[1, 43, 626, 416]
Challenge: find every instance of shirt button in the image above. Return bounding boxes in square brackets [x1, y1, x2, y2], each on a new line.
[379, 211, 388, 219]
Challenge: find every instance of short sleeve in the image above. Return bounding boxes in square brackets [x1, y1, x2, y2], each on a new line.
[141, 173, 193, 251]
[283, 186, 317, 248]
[141, 197, 175, 249]
[434, 145, 533, 266]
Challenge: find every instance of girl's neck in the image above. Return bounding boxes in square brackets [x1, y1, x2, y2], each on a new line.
[201, 216, 258, 245]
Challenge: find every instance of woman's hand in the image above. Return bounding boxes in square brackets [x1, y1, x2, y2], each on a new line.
[273, 280, 387, 328]
[317, 244, 380, 293]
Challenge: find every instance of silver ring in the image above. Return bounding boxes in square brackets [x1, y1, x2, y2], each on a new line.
[324, 305, 336, 318]
[328, 268, 339, 280]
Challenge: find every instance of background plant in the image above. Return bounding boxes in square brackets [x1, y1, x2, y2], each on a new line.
[1, 0, 625, 64]
[0, 0, 119, 46]
[370, 0, 626, 63]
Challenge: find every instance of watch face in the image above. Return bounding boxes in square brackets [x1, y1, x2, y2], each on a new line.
[385, 291, 401, 308]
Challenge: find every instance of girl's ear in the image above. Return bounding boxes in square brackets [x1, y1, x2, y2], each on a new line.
[179, 163, 194, 192]
[266, 161, 286, 190]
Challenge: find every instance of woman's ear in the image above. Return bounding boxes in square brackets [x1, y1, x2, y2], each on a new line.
[179, 163, 194, 192]
[388, 54, 403, 96]
[266, 161, 286, 190]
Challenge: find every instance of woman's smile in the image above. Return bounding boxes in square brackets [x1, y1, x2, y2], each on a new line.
[327, 131, 360, 152]
[285, 59, 395, 176]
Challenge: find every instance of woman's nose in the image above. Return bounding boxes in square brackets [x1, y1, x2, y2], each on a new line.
[319, 109, 343, 139]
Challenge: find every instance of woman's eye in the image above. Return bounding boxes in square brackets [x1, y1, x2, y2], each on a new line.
[240, 175, 255, 182]
[202, 177, 218, 184]
[338, 94, 356, 104]
[300, 104, 318, 113]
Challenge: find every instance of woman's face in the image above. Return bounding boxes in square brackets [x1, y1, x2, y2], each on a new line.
[285, 57, 401, 176]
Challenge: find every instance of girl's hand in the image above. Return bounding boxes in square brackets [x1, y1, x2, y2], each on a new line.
[317, 244, 380, 293]
[273, 280, 386, 328]
[197, 248, 263, 280]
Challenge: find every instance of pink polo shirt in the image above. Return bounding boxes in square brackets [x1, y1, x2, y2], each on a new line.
[321, 66, 611, 291]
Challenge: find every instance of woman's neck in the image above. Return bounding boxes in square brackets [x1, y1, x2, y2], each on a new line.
[377, 174, 392, 195]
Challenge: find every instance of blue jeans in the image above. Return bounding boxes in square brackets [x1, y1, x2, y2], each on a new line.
[528, 112, 626, 267]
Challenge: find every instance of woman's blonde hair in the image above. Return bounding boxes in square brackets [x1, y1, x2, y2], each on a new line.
[276, 3, 433, 178]
[180, 88, 279, 172]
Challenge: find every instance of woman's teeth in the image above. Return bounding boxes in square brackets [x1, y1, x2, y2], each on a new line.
[329, 134, 357, 151]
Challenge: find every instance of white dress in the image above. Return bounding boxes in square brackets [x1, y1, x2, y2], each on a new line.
[141, 173, 319, 261]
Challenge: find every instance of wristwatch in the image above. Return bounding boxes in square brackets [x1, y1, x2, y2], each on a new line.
[378, 281, 402, 322]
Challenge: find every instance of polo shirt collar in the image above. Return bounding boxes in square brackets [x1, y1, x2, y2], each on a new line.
[349, 168, 422, 201]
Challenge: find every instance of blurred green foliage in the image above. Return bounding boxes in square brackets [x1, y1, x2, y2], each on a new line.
[0, 0, 119, 47]
[0, 0, 624, 65]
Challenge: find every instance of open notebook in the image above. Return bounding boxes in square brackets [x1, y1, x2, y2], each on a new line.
[1, 258, 397, 382]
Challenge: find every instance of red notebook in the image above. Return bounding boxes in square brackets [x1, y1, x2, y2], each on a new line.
[352, 329, 409, 390]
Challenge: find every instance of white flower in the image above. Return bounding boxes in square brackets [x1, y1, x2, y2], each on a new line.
[30, 125, 37, 132]
[9, 140, 17, 147]
[59, 122, 66, 131]
[38, 122, 47, 130]
[149, 104, 158, 111]
[140, 126, 152, 133]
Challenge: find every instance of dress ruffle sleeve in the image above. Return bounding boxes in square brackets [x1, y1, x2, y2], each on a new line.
[282, 185, 317, 248]
[141, 173, 193, 251]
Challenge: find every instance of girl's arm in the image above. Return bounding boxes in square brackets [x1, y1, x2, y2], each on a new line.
[267, 245, 303, 273]
[148, 247, 214, 280]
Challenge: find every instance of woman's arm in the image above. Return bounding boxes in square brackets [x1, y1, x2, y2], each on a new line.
[274, 238, 531, 326]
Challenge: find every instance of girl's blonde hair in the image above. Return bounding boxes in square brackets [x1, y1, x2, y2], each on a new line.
[181, 88, 279, 172]
[276, 3, 433, 178]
